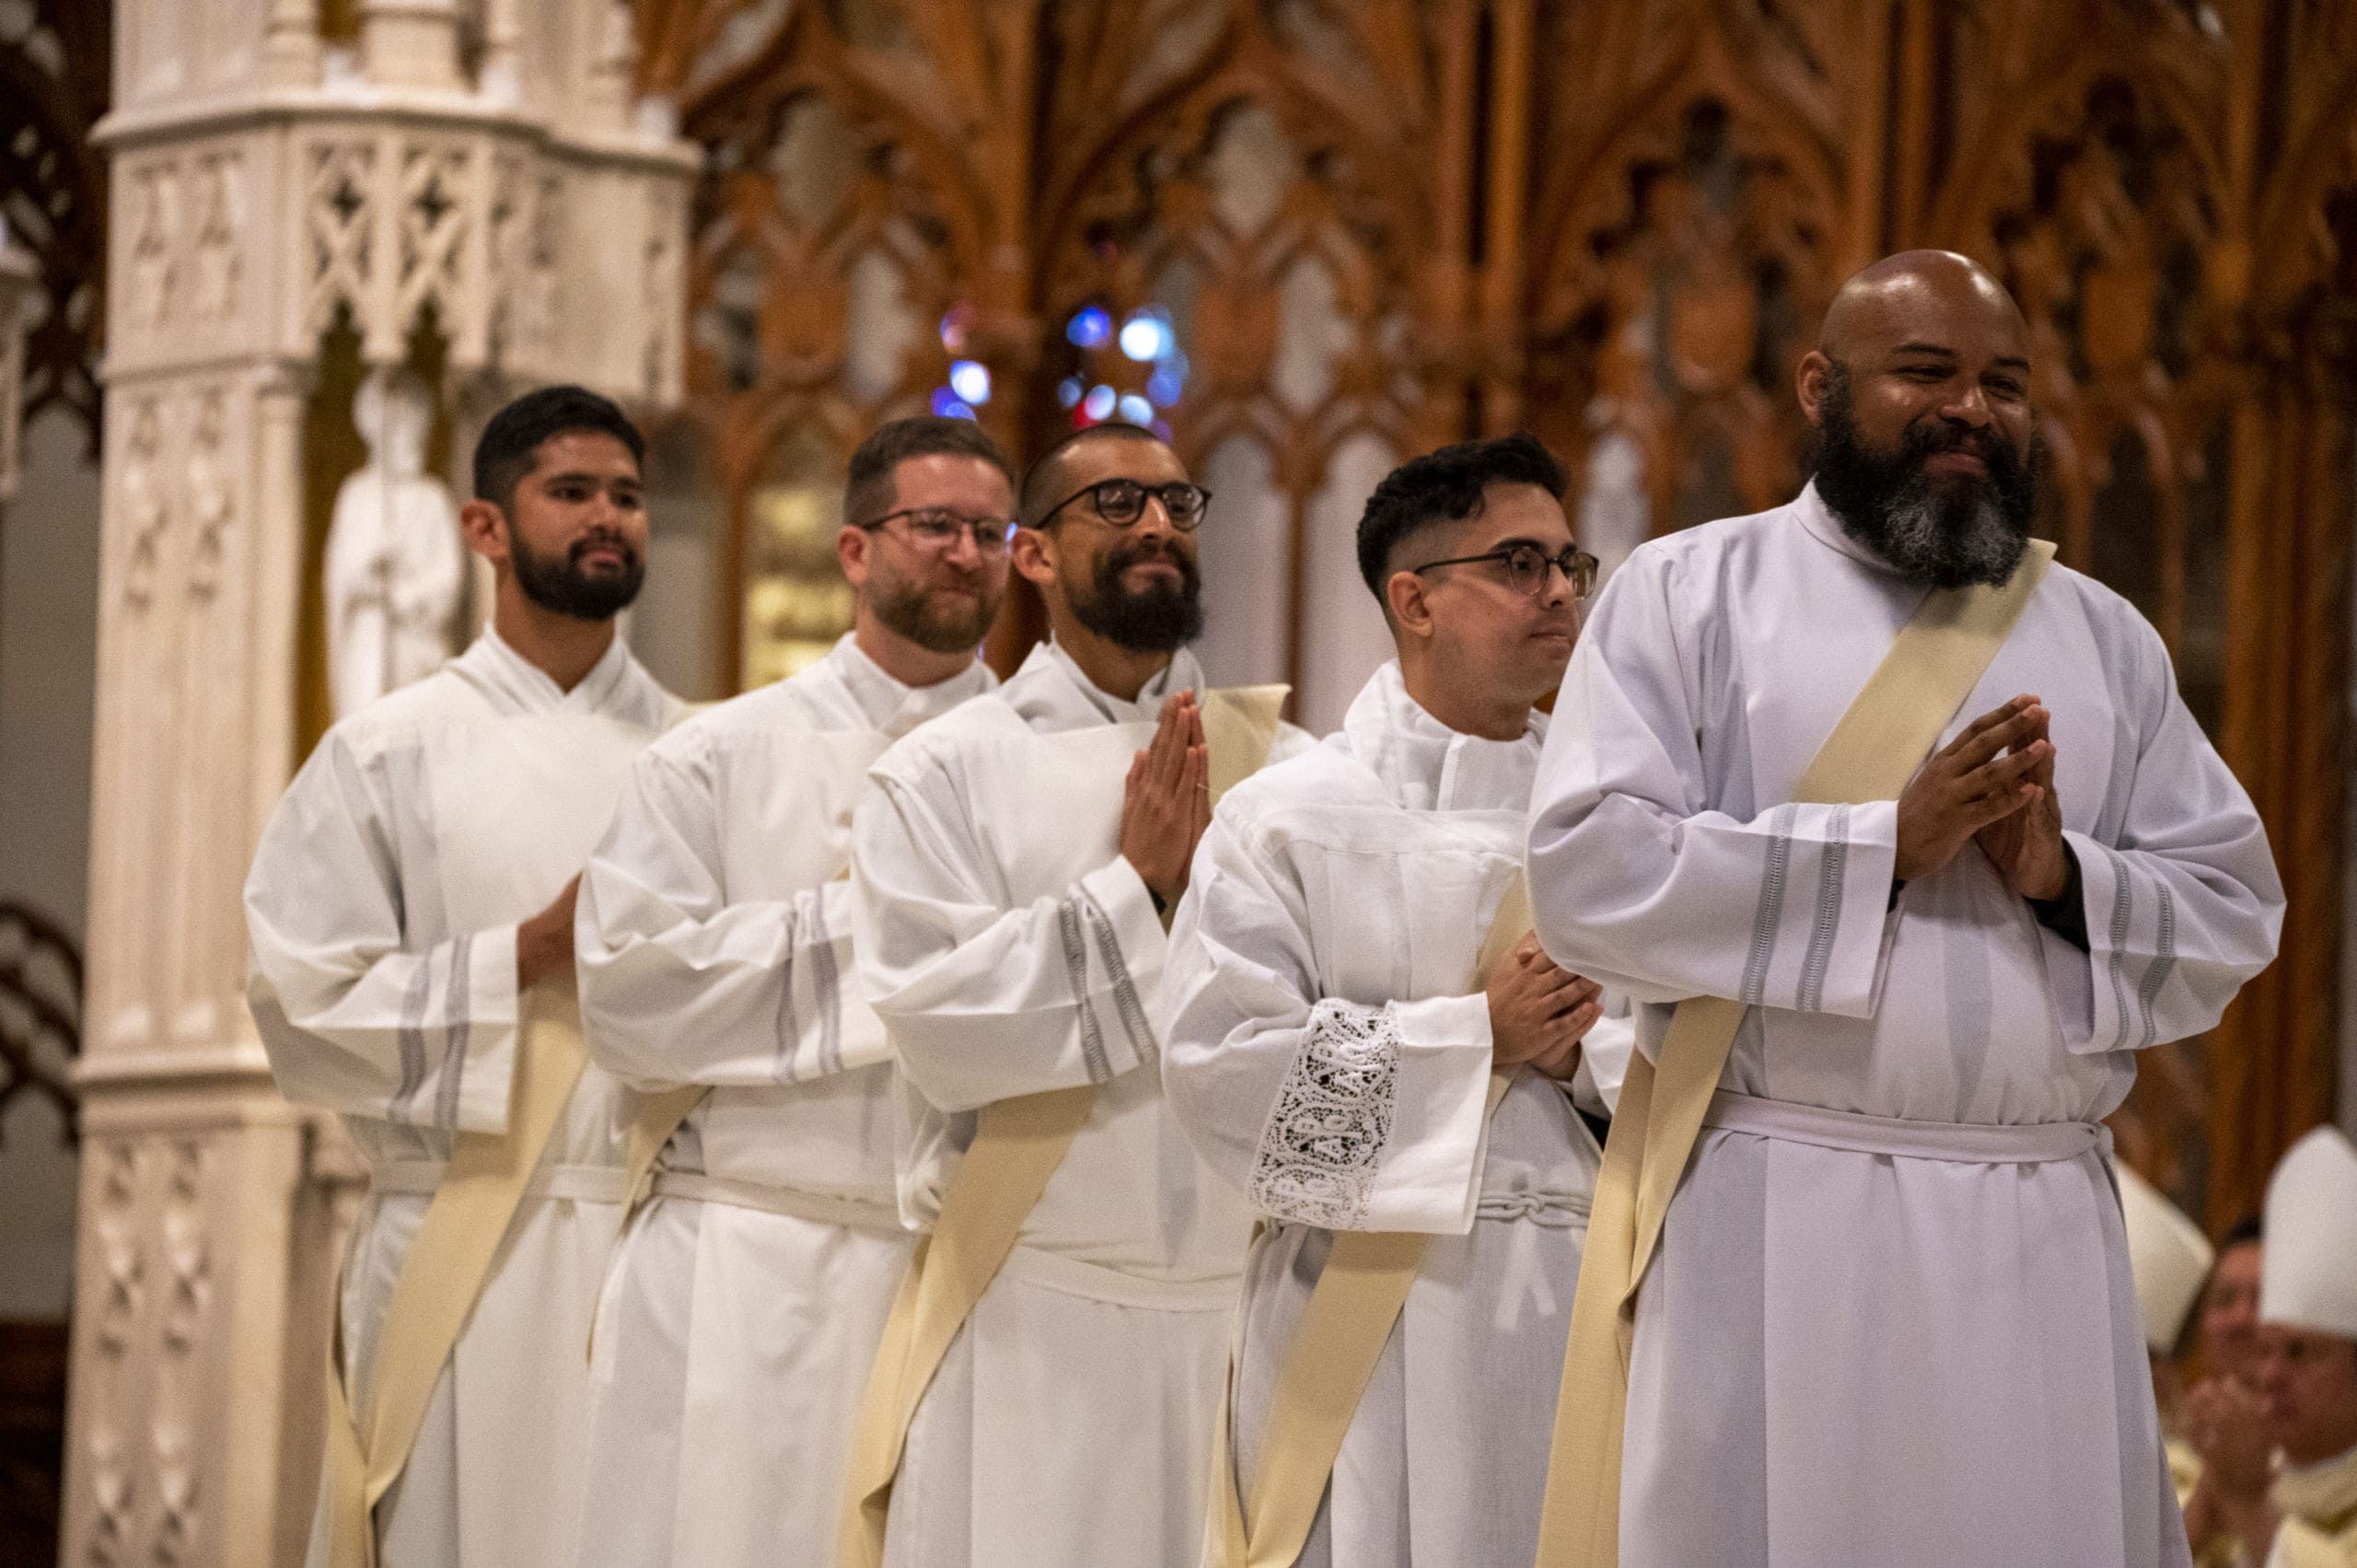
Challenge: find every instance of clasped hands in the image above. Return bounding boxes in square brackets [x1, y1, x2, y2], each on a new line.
[1895, 693, 2072, 901]
[1488, 935, 1604, 1082]
[1120, 691, 1213, 906]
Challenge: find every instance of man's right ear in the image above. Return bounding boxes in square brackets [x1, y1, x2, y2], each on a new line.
[1385, 568, 1434, 640]
[1009, 525, 1059, 589]
[459, 498, 510, 566]
[837, 523, 873, 590]
[1795, 349, 1832, 427]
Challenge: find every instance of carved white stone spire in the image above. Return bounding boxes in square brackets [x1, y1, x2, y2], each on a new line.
[60, 3, 695, 1562]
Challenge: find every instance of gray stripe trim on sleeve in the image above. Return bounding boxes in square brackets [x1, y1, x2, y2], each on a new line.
[772, 903, 805, 1084]
[434, 933, 473, 1131]
[2134, 877, 2176, 1051]
[1078, 889, 1154, 1061]
[1795, 804, 1851, 1015]
[393, 956, 433, 1126]
[1057, 896, 1112, 1083]
[1740, 804, 1800, 1006]
[808, 890, 844, 1077]
[2103, 846, 2137, 1051]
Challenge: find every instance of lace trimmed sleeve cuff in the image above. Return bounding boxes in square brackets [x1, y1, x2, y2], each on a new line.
[1245, 992, 1492, 1234]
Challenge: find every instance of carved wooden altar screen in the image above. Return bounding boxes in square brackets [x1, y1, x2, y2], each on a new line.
[655, 0, 2354, 1229]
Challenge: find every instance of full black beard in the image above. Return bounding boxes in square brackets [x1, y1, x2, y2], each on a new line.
[870, 573, 998, 655]
[1070, 536, 1204, 652]
[1812, 366, 2038, 589]
[510, 524, 645, 621]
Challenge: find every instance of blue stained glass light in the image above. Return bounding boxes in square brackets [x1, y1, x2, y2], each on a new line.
[1066, 307, 1113, 349]
[1119, 315, 1168, 363]
[948, 359, 992, 405]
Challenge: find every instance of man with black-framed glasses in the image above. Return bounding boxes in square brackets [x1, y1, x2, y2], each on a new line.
[569, 416, 1013, 1568]
[1165, 432, 1631, 1568]
[848, 422, 1308, 1568]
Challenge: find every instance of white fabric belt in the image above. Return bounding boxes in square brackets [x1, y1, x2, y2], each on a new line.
[368, 1159, 633, 1203]
[1477, 1188, 1595, 1226]
[994, 1243, 1241, 1312]
[648, 1170, 906, 1234]
[1702, 1089, 2110, 1164]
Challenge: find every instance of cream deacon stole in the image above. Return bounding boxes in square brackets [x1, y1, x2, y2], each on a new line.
[321, 708, 669, 1568]
[835, 684, 1289, 1568]
[1530, 539, 2056, 1568]
[1208, 875, 1535, 1568]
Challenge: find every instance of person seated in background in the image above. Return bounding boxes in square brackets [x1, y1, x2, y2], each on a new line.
[2121, 1164, 2216, 1488]
[2184, 1217, 2277, 1564]
[2252, 1128, 2357, 1566]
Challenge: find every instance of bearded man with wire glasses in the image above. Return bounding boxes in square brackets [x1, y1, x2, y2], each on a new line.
[568, 416, 1014, 1568]
[1163, 432, 1633, 1568]
[845, 421, 1312, 1568]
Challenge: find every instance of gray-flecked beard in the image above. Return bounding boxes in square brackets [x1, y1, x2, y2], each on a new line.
[1812, 368, 2038, 590]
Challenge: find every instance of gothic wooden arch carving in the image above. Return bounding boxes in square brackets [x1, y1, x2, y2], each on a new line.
[676, 5, 1021, 686]
[1028, 3, 1461, 698]
[2199, 37, 2357, 1227]
[0, 0, 110, 447]
[1521, 7, 1853, 543]
[2249, 64, 2357, 336]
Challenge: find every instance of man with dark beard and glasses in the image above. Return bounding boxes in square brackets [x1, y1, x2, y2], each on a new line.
[842, 423, 1309, 1568]
[567, 416, 1014, 1567]
[1525, 251, 2283, 1568]
[246, 385, 683, 1568]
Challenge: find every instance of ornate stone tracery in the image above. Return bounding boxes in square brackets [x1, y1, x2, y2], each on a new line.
[59, 5, 697, 1563]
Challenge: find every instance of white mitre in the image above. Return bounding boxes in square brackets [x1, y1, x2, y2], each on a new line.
[2119, 1163, 2214, 1354]
[2259, 1124, 2357, 1340]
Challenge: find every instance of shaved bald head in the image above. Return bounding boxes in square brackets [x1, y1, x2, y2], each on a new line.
[1796, 250, 2040, 588]
[1817, 250, 2029, 362]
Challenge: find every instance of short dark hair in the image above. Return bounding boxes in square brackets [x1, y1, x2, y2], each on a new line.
[844, 417, 1016, 526]
[1355, 432, 1568, 598]
[1019, 423, 1166, 525]
[2219, 1215, 2264, 1251]
[472, 385, 645, 512]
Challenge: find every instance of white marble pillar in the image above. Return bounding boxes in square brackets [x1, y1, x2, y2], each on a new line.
[61, 3, 692, 1562]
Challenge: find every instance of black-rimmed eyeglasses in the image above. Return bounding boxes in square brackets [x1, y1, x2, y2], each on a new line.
[857, 507, 1013, 557]
[1034, 478, 1212, 532]
[1410, 542, 1599, 600]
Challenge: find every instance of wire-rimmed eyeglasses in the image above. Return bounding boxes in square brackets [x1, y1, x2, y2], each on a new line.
[857, 507, 1014, 556]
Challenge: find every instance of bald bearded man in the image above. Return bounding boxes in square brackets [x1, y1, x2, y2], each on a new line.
[1527, 250, 2284, 1567]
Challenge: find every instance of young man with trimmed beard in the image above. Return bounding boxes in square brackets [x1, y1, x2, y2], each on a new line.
[246, 386, 680, 1568]
[842, 423, 1309, 1568]
[568, 417, 1015, 1566]
[1527, 250, 2284, 1567]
